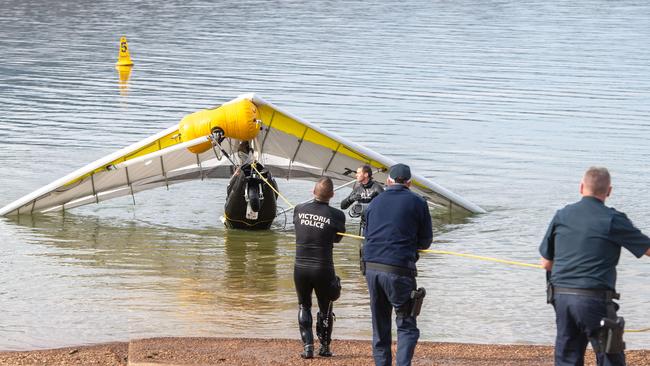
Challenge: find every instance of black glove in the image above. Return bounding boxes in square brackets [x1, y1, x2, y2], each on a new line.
[349, 193, 362, 202]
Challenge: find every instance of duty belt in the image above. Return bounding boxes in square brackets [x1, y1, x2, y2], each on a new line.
[365, 262, 417, 277]
[554, 287, 620, 301]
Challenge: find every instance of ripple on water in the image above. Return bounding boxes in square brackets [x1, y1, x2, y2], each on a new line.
[1, 0, 650, 351]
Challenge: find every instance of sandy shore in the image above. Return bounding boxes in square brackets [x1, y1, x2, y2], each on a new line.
[1, 337, 649, 366]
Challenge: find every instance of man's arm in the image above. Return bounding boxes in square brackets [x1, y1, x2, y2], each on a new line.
[539, 212, 557, 269]
[611, 211, 650, 258]
[417, 201, 433, 250]
[340, 195, 352, 210]
[340, 187, 360, 209]
[372, 181, 384, 196]
[334, 210, 346, 243]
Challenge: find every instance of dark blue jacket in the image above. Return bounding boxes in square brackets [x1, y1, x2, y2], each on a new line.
[362, 184, 433, 270]
[540, 196, 650, 290]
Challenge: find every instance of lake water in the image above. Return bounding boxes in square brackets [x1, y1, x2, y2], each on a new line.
[1, 0, 649, 351]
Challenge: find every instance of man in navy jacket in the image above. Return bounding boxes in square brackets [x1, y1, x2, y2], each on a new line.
[362, 163, 433, 366]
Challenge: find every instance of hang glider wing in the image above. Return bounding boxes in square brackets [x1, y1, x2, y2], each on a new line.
[0, 94, 484, 216]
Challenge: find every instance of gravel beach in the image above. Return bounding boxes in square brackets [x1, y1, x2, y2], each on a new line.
[1, 337, 649, 366]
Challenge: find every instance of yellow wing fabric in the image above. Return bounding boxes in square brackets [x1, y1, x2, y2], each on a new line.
[248, 94, 484, 214]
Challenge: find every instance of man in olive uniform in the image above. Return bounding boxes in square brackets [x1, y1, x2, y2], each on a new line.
[362, 163, 432, 366]
[293, 177, 346, 359]
[540, 167, 650, 366]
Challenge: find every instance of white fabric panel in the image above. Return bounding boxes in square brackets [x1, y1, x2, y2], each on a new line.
[31, 175, 98, 213]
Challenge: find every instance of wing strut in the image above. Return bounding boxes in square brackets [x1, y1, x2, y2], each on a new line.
[125, 166, 136, 206]
[91, 173, 99, 204]
[288, 126, 309, 180]
[196, 154, 204, 181]
[322, 143, 341, 176]
[259, 111, 276, 155]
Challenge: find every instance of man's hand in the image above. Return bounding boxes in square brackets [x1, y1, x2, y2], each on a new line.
[349, 193, 362, 202]
[541, 257, 553, 271]
[646, 248, 650, 257]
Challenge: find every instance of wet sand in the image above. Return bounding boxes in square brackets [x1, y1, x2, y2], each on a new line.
[1, 338, 648, 365]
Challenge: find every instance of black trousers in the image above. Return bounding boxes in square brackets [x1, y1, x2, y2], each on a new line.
[294, 265, 340, 311]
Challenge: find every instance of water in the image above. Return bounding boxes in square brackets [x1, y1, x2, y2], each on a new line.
[1, 0, 650, 351]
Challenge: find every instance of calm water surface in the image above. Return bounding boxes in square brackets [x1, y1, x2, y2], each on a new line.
[1, 0, 649, 351]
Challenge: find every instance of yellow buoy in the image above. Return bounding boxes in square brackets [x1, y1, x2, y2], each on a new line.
[179, 99, 261, 154]
[115, 36, 134, 66]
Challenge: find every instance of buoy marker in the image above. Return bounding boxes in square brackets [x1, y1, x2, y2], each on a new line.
[115, 36, 134, 66]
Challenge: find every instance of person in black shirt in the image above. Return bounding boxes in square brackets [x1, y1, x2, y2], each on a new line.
[293, 177, 346, 359]
[540, 167, 650, 366]
[340, 165, 384, 211]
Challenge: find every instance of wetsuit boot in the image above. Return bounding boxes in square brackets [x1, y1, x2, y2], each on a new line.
[316, 304, 335, 357]
[298, 305, 314, 359]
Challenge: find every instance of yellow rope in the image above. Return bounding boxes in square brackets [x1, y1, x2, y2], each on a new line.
[420, 249, 543, 269]
[627, 328, 650, 333]
[338, 232, 365, 240]
[249, 177, 649, 332]
[338, 233, 649, 332]
[250, 162, 294, 209]
[338, 233, 542, 269]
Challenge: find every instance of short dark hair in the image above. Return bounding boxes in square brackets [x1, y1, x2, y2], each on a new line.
[583, 166, 611, 196]
[361, 165, 372, 178]
[314, 177, 334, 201]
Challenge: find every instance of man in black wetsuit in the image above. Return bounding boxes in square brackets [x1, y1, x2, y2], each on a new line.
[293, 177, 346, 359]
[340, 165, 384, 212]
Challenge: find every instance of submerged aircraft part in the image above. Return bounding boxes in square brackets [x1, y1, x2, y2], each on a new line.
[224, 161, 278, 230]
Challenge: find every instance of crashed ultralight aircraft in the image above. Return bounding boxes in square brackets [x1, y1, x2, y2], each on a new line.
[0, 94, 484, 228]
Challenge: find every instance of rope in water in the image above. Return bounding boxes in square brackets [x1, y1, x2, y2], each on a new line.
[337, 233, 648, 333]
[337, 232, 541, 269]
[250, 169, 649, 333]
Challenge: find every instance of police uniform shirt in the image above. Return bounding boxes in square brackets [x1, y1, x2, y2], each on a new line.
[293, 200, 346, 269]
[540, 196, 650, 290]
[363, 184, 433, 270]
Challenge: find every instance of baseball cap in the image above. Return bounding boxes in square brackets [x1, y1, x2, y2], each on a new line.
[389, 163, 411, 181]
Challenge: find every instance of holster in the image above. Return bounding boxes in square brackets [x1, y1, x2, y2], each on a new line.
[410, 287, 426, 317]
[598, 316, 626, 354]
[596, 295, 625, 354]
[546, 282, 554, 305]
[546, 271, 554, 305]
[396, 287, 426, 318]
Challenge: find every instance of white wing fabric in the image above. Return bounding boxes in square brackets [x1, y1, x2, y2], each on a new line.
[0, 94, 484, 216]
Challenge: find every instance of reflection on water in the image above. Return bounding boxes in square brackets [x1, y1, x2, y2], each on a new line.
[116, 66, 132, 96]
[1, 209, 472, 350]
[4, 214, 293, 347]
[223, 229, 280, 311]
